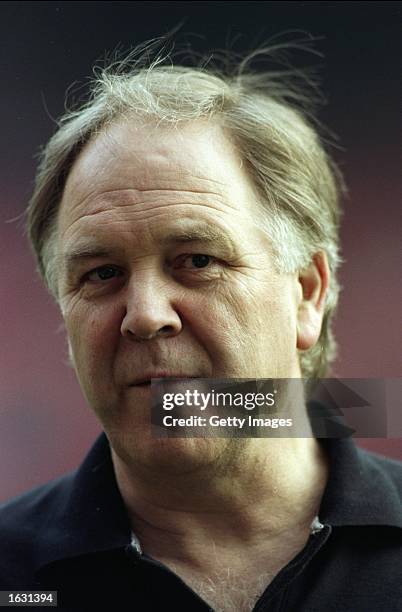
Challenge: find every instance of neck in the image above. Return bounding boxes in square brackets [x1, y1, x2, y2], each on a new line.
[111, 435, 329, 566]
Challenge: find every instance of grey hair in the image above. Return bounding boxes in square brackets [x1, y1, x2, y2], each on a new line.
[26, 40, 343, 378]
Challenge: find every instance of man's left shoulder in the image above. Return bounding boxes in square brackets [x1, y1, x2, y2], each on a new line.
[355, 446, 402, 529]
[359, 446, 402, 489]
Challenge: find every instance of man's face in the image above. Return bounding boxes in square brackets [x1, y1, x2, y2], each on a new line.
[57, 119, 303, 467]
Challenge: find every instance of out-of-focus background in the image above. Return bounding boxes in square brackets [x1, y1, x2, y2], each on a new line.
[1, 1, 401, 502]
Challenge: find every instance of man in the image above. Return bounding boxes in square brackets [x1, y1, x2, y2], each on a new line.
[1, 45, 401, 611]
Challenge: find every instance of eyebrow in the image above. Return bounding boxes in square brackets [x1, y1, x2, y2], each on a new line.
[61, 223, 237, 275]
[166, 225, 234, 248]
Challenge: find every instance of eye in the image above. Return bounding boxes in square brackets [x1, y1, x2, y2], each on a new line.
[84, 265, 123, 282]
[182, 254, 213, 269]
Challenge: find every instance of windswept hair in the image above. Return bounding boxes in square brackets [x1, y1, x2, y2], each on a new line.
[26, 37, 343, 378]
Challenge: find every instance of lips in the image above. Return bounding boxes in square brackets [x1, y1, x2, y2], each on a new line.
[130, 373, 199, 386]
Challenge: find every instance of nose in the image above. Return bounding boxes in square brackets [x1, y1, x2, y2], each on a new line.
[120, 275, 182, 341]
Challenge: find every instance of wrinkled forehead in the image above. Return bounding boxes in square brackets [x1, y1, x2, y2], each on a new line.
[59, 118, 260, 222]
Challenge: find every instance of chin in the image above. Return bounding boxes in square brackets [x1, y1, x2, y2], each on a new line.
[108, 425, 239, 477]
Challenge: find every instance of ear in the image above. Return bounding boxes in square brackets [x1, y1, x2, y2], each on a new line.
[296, 251, 330, 351]
[67, 338, 76, 369]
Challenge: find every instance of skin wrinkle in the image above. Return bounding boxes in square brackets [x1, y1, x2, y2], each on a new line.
[57, 201, 246, 259]
[61, 187, 231, 219]
[61, 218, 244, 270]
[61, 252, 253, 304]
[59, 206, 268, 300]
[62, 245, 262, 293]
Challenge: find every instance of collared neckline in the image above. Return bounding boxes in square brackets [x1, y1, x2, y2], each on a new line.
[319, 436, 402, 528]
[35, 432, 402, 575]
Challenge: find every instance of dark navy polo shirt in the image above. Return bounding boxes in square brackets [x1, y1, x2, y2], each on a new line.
[1, 433, 401, 611]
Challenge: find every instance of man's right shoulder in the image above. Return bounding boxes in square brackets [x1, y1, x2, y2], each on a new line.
[0, 473, 75, 588]
[0, 472, 75, 526]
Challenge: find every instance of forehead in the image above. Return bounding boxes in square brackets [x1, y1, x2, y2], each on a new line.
[58, 119, 260, 228]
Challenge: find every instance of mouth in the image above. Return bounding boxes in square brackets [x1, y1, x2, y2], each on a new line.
[130, 375, 200, 387]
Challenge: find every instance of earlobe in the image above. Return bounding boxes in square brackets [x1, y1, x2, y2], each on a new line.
[297, 304, 324, 350]
[296, 252, 330, 351]
[67, 338, 76, 368]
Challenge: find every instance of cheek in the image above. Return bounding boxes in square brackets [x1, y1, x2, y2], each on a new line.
[216, 278, 298, 356]
[257, 291, 298, 351]
[65, 301, 122, 377]
[180, 281, 271, 359]
[212, 276, 286, 333]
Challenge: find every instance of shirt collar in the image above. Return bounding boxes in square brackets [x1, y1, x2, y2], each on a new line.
[319, 436, 402, 528]
[36, 431, 402, 575]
